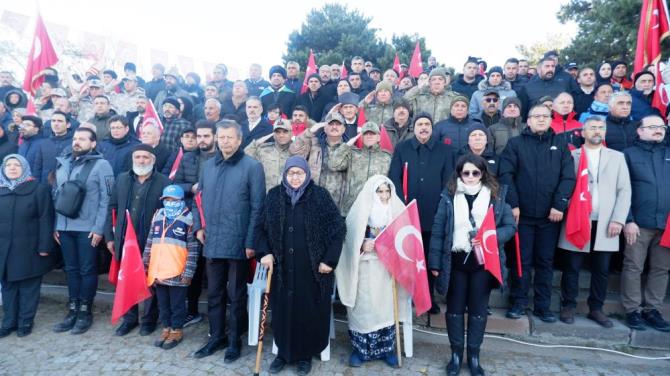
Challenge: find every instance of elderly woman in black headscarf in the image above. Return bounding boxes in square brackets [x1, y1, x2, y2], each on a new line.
[256, 156, 346, 376]
[0, 154, 55, 338]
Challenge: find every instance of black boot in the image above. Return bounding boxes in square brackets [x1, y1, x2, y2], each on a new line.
[446, 314, 464, 376]
[71, 299, 93, 335]
[53, 299, 79, 333]
[467, 315, 487, 376]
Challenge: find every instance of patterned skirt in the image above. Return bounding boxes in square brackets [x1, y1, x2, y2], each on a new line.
[349, 325, 396, 361]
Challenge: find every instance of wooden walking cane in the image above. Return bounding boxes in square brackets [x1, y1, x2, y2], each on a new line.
[253, 267, 273, 376]
[392, 279, 403, 368]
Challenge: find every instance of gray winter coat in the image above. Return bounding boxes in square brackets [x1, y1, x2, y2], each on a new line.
[469, 80, 517, 117]
[54, 151, 114, 235]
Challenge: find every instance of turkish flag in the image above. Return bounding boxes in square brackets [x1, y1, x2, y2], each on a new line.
[652, 61, 669, 118]
[374, 200, 431, 315]
[168, 147, 184, 180]
[340, 60, 348, 79]
[393, 53, 404, 81]
[195, 191, 206, 228]
[565, 148, 592, 250]
[111, 211, 152, 324]
[139, 99, 164, 135]
[634, 0, 670, 74]
[474, 206, 503, 285]
[408, 42, 423, 78]
[301, 49, 318, 95]
[23, 14, 59, 96]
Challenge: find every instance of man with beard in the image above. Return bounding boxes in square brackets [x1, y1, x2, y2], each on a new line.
[388, 112, 455, 314]
[240, 97, 273, 149]
[99, 115, 141, 176]
[503, 58, 528, 93]
[18, 115, 56, 183]
[245, 118, 293, 192]
[290, 106, 311, 137]
[160, 97, 192, 152]
[130, 94, 148, 136]
[154, 68, 189, 116]
[53, 128, 114, 335]
[348, 72, 370, 99]
[630, 71, 659, 121]
[105, 144, 169, 337]
[518, 57, 574, 117]
[140, 124, 173, 173]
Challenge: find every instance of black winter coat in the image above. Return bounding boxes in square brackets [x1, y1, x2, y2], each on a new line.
[105, 170, 170, 260]
[152, 143, 172, 173]
[451, 74, 484, 99]
[434, 116, 481, 151]
[457, 145, 500, 176]
[518, 75, 574, 117]
[221, 99, 248, 123]
[99, 133, 141, 176]
[256, 181, 346, 300]
[297, 90, 329, 121]
[241, 119, 273, 149]
[605, 115, 640, 152]
[0, 180, 55, 282]
[0, 131, 18, 161]
[428, 186, 516, 295]
[498, 127, 576, 219]
[624, 139, 670, 230]
[388, 136, 455, 230]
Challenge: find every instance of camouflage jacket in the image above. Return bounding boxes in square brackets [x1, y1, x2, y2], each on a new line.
[76, 96, 95, 123]
[111, 89, 144, 117]
[244, 139, 291, 192]
[360, 99, 394, 126]
[289, 128, 347, 213]
[327, 143, 392, 215]
[403, 86, 459, 123]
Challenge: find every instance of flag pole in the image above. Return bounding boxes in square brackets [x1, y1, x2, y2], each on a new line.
[392, 279, 403, 368]
[253, 267, 273, 376]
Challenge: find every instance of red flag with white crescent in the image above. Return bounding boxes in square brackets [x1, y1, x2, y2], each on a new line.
[474, 206, 503, 285]
[340, 60, 348, 79]
[301, 49, 318, 95]
[139, 99, 164, 135]
[22, 13, 59, 96]
[634, 0, 670, 73]
[565, 148, 592, 249]
[408, 42, 423, 78]
[393, 53, 404, 81]
[374, 200, 431, 315]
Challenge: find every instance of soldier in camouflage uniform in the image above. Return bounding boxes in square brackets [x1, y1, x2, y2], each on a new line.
[359, 81, 394, 126]
[403, 67, 458, 123]
[111, 75, 146, 118]
[244, 118, 293, 192]
[75, 79, 105, 123]
[327, 122, 392, 215]
[289, 112, 349, 214]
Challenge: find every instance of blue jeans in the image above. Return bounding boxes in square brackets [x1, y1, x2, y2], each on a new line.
[59, 231, 98, 301]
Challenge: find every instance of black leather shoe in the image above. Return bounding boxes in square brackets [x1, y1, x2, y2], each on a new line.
[53, 299, 78, 333]
[505, 306, 525, 319]
[533, 309, 557, 323]
[193, 338, 227, 359]
[641, 309, 670, 332]
[223, 346, 241, 363]
[0, 327, 16, 338]
[139, 322, 157, 336]
[71, 300, 93, 335]
[115, 322, 138, 336]
[296, 359, 312, 375]
[16, 326, 32, 337]
[625, 312, 646, 331]
[269, 356, 287, 374]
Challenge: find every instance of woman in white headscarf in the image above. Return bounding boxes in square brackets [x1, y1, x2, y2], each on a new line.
[336, 175, 409, 368]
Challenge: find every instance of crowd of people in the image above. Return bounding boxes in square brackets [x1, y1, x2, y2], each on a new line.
[0, 49, 669, 376]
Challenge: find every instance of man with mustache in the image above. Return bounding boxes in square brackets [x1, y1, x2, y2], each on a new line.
[388, 112, 455, 314]
[518, 57, 574, 118]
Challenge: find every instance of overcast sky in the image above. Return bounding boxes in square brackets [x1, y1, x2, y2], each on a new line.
[1, 0, 576, 79]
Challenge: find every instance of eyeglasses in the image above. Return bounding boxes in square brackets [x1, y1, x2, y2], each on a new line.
[529, 114, 551, 120]
[640, 125, 667, 131]
[484, 97, 499, 103]
[461, 170, 481, 178]
[287, 171, 306, 178]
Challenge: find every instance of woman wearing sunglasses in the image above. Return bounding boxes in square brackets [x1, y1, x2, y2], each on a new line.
[428, 154, 516, 376]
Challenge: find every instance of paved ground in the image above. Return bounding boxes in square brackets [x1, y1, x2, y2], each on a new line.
[1, 295, 669, 375]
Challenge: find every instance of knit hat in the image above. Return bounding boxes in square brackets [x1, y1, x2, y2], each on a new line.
[502, 96, 522, 109]
[538, 95, 554, 104]
[132, 143, 156, 156]
[467, 123, 491, 141]
[375, 81, 393, 93]
[487, 66, 503, 76]
[633, 70, 655, 85]
[451, 95, 470, 109]
[338, 92, 360, 106]
[413, 112, 433, 126]
[360, 122, 380, 134]
[429, 67, 449, 80]
[162, 97, 181, 110]
[164, 67, 180, 79]
[393, 98, 411, 112]
[269, 65, 287, 79]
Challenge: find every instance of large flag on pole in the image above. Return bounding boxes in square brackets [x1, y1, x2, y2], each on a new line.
[634, 0, 670, 74]
[139, 99, 164, 135]
[393, 53, 404, 80]
[23, 13, 59, 96]
[111, 211, 152, 324]
[565, 148, 592, 249]
[340, 60, 348, 79]
[374, 200, 431, 315]
[474, 206, 503, 285]
[408, 42, 423, 78]
[301, 49, 318, 95]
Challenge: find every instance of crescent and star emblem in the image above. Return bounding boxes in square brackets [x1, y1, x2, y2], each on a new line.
[394, 225, 426, 272]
